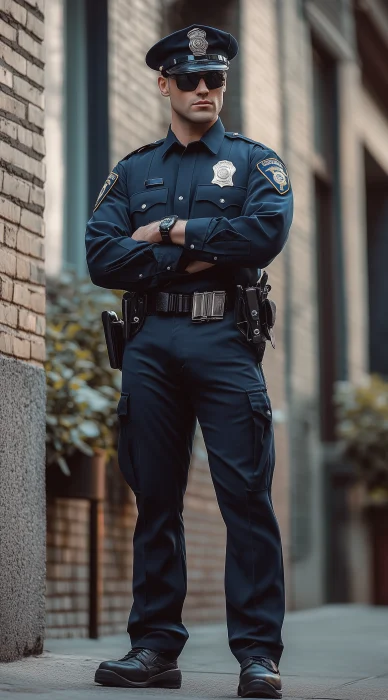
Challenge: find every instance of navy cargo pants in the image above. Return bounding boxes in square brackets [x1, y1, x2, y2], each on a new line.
[117, 304, 285, 664]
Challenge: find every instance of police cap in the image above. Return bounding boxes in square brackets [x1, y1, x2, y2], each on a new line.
[145, 24, 238, 75]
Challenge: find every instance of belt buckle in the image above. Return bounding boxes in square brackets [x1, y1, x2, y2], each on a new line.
[191, 291, 226, 323]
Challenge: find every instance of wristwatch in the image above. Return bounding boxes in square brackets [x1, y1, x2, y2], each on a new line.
[159, 214, 179, 244]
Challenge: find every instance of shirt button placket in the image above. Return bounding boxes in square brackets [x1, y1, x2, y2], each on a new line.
[174, 149, 193, 220]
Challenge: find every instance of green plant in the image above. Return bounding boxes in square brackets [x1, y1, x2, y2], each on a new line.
[45, 269, 122, 474]
[334, 374, 388, 503]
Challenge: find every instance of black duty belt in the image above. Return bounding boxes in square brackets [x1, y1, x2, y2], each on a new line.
[146, 290, 235, 321]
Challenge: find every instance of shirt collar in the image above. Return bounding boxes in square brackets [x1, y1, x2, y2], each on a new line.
[160, 117, 225, 159]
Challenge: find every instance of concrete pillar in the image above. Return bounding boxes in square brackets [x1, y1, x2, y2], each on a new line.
[0, 0, 46, 661]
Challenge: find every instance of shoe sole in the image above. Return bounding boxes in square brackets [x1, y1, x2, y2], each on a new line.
[95, 668, 182, 689]
[238, 678, 282, 698]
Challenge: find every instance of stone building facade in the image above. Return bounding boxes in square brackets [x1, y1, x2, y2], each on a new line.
[0, 0, 46, 661]
[2, 0, 388, 652]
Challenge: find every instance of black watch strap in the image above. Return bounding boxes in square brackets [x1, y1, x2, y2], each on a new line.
[160, 228, 172, 244]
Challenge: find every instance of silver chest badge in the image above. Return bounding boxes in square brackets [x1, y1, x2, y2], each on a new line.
[187, 28, 208, 56]
[212, 160, 236, 187]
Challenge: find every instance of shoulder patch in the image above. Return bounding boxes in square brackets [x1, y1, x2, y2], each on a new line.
[256, 158, 290, 195]
[93, 171, 119, 211]
[122, 139, 165, 161]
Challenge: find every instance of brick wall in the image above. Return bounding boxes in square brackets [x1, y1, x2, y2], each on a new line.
[108, 0, 165, 164]
[0, 0, 45, 365]
[46, 428, 226, 638]
[46, 499, 90, 637]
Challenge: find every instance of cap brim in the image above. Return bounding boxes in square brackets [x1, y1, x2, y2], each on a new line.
[166, 61, 229, 75]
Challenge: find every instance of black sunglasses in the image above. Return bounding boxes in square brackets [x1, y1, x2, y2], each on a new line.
[171, 71, 226, 92]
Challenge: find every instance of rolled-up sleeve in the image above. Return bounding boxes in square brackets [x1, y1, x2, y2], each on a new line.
[85, 162, 187, 291]
[184, 148, 293, 268]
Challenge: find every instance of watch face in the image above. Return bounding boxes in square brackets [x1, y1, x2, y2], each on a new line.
[161, 216, 175, 230]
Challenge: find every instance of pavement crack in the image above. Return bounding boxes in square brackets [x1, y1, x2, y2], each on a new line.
[334, 674, 381, 688]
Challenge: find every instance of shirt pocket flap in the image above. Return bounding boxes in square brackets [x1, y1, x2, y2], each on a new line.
[130, 188, 168, 214]
[246, 389, 272, 421]
[195, 185, 247, 210]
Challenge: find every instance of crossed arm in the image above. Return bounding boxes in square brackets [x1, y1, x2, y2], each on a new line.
[131, 219, 215, 275]
[85, 151, 293, 291]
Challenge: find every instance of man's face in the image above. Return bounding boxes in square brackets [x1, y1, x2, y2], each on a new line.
[158, 71, 226, 124]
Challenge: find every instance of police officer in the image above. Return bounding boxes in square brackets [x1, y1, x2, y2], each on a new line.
[86, 24, 293, 699]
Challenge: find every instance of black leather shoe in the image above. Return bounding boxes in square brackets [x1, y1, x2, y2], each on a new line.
[94, 647, 181, 688]
[238, 657, 282, 698]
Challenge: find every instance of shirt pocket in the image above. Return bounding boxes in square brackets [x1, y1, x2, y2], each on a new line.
[191, 184, 247, 218]
[130, 187, 169, 229]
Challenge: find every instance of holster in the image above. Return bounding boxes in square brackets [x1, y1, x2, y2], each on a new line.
[101, 310, 125, 370]
[235, 271, 276, 363]
[101, 292, 147, 371]
[122, 291, 147, 341]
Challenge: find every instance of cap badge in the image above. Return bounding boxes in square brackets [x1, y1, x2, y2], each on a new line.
[187, 28, 208, 56]
[212, 160, 236, 188]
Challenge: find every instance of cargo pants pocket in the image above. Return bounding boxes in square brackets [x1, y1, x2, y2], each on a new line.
[116, 392, 139, 493]
[246, 388, 274, 491]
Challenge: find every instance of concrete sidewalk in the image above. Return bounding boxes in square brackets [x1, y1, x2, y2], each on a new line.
[1, 605, 387, 699]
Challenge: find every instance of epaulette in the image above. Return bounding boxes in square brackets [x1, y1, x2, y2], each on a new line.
[122, 138, 165, 161]
[225, 132, 268, 150]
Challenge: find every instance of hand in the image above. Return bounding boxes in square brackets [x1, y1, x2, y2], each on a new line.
[131, 221, 161, 243]
[184, 260, 216, 274]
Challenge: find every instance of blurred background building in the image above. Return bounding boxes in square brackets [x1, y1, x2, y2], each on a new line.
[1, 0, 388, 649]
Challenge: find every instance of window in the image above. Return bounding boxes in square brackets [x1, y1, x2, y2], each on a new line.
[312, 41, 346, 442]
[45, 0, 108, 278]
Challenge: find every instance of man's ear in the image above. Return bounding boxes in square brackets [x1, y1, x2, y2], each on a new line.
[158, 74, 170, 97]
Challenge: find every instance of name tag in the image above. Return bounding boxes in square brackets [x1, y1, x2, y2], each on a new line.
[145, 178, 164, 187]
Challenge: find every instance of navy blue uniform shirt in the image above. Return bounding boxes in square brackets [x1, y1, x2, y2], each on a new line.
[85, 118, 293, 294]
